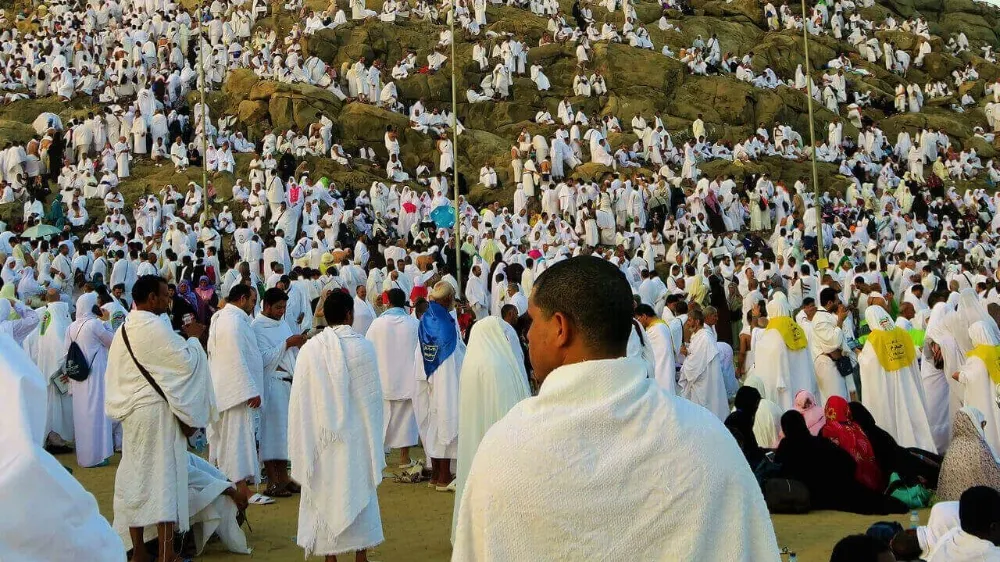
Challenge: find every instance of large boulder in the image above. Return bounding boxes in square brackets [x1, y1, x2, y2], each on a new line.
[752, 32, 838, 78]
[699, 0, 766, 27]
[265, 83, 344, 131]
[667, 76, 757, 135]
[464, 100, 540, 131]
[339, 102, 410, 143]
[879, 111, 977, 142]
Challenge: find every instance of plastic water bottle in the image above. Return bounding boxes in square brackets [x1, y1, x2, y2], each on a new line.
[910, 510, 920, 529]
[788, 553, 797, 562]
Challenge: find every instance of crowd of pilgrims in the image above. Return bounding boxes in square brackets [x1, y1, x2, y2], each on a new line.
[3, 0, 1000, 556]
[0, 0, 999, 196]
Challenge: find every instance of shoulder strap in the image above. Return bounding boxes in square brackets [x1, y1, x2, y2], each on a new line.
[121, 325, 168, 402]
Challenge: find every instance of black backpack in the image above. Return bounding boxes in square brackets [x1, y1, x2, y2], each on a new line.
[763, 478, 811, 514]
[63, 321, 94, 382]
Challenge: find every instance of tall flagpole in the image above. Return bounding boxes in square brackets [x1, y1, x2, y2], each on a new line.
[800, 0, 826, 272]
[450, 0, 462, 296]
[198, 2, 209, 196]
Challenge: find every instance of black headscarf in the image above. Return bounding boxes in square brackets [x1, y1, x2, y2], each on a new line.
[725, 387, 763, 467]
[848, 402, 897, 475]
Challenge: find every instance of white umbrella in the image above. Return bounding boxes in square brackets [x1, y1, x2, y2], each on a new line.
[31, 113, 63, 135]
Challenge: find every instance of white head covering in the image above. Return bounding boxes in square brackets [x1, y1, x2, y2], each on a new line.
[743, 375, 767, 395]
[955, 289, 997, 352]
[16, 266, 42, 299]
[765, 292, 792, 318]
[453, 317, 532, 537]
[75, 292, 100, 321]
[969, 320, 1000, 347]
[864, 305, 895, 332]
[753, 398, 783, 449]
[924, 302, 954, 345]
[961, 405, 990, 442]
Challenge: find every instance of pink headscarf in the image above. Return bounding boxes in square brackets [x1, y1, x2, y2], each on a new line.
[793, 390, 826, 436]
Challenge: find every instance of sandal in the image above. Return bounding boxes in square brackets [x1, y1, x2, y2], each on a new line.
[264, 484, 292, 498]
[285, 482, 301, 494]
[248, 493, 275, 505]
[236, 506, 251, 532]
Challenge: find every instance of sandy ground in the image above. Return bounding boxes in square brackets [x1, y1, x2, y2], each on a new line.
[61, 450, 920, 561]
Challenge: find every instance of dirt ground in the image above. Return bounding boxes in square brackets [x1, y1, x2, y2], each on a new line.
[62, 450, 920, 561]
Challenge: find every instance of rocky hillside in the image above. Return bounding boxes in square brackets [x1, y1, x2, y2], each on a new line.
[2, 0, 1000, 221]
[210, 0, 1000, 204]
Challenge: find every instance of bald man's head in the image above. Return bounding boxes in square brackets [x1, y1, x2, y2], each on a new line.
[900, 301, 915, 319]
[45, 288, 60, 303]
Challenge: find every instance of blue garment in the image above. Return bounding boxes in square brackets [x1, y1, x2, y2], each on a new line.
[418, 302, 458, 378]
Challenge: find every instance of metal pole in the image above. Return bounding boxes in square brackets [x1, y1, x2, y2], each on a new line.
[198, 4, 209, 196]
[800, 0, 826, 272]
[450, 1, 461, 296]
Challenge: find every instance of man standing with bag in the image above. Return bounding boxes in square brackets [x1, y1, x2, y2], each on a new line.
[106, 275, 215, 562]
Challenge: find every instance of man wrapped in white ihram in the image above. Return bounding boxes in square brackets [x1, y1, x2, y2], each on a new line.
[22, 289, 75, 449]
[366, 287, 421, 468]
[451, 316, 532, 543]
[754, 292, 818, 411]
[678, 308, 729, 420]
[0, 330, 126, 562]
[859, 304, 937, 452]
[289, 290, 385, 562]
[105, 275, 218, 562]
[206, 284, 264, 501]
[452, 256, 780, 562]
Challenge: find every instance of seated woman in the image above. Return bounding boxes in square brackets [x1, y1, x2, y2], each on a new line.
[849, 401, 942, 489]
[937, 407, 1000, 501]
[792, 390, 827, 435]
[726, 385, 783, 457]
[724, 387, 765, 469]
[821, 396, 885, 493]
[775, 410, 908, 515]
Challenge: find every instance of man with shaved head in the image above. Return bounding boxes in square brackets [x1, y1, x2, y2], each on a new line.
[452, 256, 780, 561]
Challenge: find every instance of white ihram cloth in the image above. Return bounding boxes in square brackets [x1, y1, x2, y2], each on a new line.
[252, 313, 298, 462]
[859, 306, 937, 452]
[105, 311, 215, 535]
[956, 321, 1000, 456]
[414, 329, 466, 459]
[118, 453, 250, 556]
[501, 320, 526, 373]
[184, 455, 250, 554]
[627, 321, 656, 378]
[22, 301, 74, 441]
[289, 325, 385, 557]
[923, 302, 964, 452]
[754, 298, 818, 411]
[207, 304, 264, 483]
[927, 529, 1000, 562]
[918, 501, 960, 558]
[208, 305, 264, 412]
[451, 358, 781, 561]
[679, 328, 729, 420]
[0, 331, 126, 562]
[66, 292, 115, 467]
[451, 318, 531, 543]
[352, 296, 377, 335]
[366, 307, 420, 448]
[207, 404, 258, 484]
[646, 321, 676, 393]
